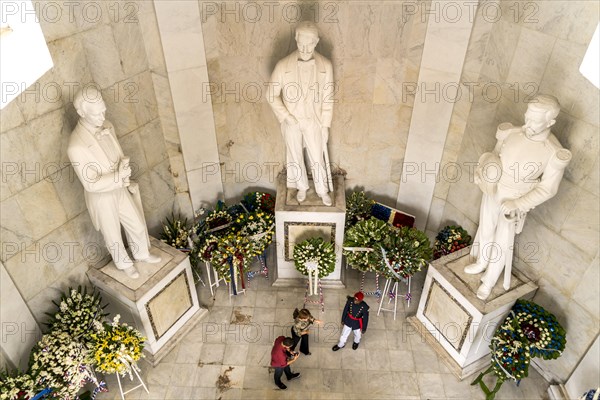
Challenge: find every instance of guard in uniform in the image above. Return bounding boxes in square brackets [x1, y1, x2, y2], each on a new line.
[332, 292, 369, 351]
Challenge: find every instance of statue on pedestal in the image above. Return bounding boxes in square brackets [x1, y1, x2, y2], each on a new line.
[68, 86, 161, 279]
[465, 94, 571, 300]
[267, 21, 334, 206]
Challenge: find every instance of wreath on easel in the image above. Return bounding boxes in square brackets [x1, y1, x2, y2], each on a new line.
[293, 237, 336, 278]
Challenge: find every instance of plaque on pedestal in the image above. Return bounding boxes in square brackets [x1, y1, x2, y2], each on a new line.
[273, 173, 346, 288]
[408, 247, 537, 380]
[87, 237, 208, 366]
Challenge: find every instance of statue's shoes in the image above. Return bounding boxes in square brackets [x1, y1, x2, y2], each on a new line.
[319, 193, 332, 206]
[123, 266, 140, 279]
[136, 254, 162, 264]
[476, 283, 493, 300]
[297, 190, 307, 203]
[464, 262, 487, 274]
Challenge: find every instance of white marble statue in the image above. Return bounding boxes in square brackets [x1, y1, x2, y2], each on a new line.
[267, 21, 334, 206]
[465, 94, 571, 300]
[68, 86, 161, 279]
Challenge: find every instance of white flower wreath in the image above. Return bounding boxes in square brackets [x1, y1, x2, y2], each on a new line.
[293, 237, 336, 278]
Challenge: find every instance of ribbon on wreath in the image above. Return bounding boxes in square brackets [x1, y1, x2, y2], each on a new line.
[305, 260, 319, 296]
[228, 257, 238, 295]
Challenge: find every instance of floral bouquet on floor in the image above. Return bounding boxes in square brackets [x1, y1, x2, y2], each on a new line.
[0, 371, 37, 400]
[44, 286, 107, 346]
[29, 331, 97, 400]
[160, 211, 206, 281]
[377, 226, 432, 280]
[89, 315, 146, 379]
[433, 225, 471, 259]
[343, 218, 391, 273]
[471, 300, 566, 400]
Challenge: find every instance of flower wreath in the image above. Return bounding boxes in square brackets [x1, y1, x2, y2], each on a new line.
[198, 234, 220, 263]
[205, 210, 233, 233]
[472, 300, 566, 399]
[378, 226, 432, 280]
[293, 237, 336, 278]
[89, 315, 146, 378]
[211, 233, 254, 282]
[232, 211, 275, 256]
[343, 218, 391, 273]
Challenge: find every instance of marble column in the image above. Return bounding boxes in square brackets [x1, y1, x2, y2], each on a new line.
[397, 1, 478, 230]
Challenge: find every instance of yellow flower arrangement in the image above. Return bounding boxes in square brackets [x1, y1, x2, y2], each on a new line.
[89, 315, 146, 378]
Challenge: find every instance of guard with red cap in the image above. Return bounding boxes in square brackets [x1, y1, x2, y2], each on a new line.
[332, 291, 369, 351]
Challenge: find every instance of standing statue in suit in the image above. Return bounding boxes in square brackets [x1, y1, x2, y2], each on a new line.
[68, 86, 161, 279]
[465, 94, 571, 300]
[267, 21, 334, 206]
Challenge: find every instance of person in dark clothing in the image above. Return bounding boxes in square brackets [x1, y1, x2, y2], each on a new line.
[290, 308, 322, 355]
[270, 336, 301, 389]
[332, 291, 369, 351]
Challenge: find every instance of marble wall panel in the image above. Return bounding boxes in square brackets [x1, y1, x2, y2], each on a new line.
[112, 18, 149, 77]
[341, 57, 377, 103]
[515, 0, 600, 45]
[16, 180, 68, 242]
[119, 129, 149, 178]
[139, 119, 169, 168]
[47, 35, 94, 106]
[14, 69, 64, 122]
[81, 25, 126, 89]
[572, 253, 600, 318]
[137, 5, 168, 76]
[29, 109, 70, 169]
[0, 196, 35, 261]
[505, 27, 555, 85]
[0, 262, 42, 370]
[27, 261, 91, 326]
[531, 177, 579, 233]
[72, 0, 111, 32]
[51, 165, 87, 220]
[373, 58, 405, 105]
[33, 0, 79, 42]
[99, 82, 138, 136]
[0, 125, 42, 194]
[540, 39, 599, 126]
[582, 157, 599, 198]
[130, 71, 159, 127]
[479, 20, 520, 83]
[0, 101, 25, 132]
[560, 188, 600, 259]
[150, 73, 179, 143]
[553, 116, 600, 186]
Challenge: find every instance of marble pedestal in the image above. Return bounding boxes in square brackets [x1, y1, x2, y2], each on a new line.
[273, 173, 346, 288]
[408, 247, 537, 380]
[87, 237, 208, 366]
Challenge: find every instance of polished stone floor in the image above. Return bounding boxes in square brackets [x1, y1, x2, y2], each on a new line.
[96, 264, 550, 399]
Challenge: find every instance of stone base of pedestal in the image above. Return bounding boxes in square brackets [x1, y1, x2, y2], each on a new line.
[413, 247, 537, 380]
[273, 173, 346, 288]
[407, 315, 491, 380]
[87, 237, 208, 366]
